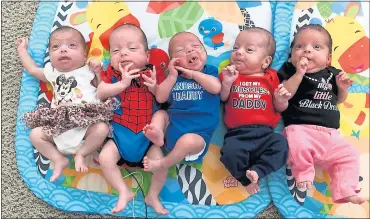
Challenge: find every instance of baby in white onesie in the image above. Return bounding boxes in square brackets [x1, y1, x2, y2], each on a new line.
[18, 26, 114, 182]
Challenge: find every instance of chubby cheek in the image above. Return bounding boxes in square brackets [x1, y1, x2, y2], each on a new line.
[110, 55, 120, 70]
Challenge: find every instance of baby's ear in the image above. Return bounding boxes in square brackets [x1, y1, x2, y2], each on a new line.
[146, 50, 150, 63]
[263, 56, 272, 69]
[327, 53, 332, 66]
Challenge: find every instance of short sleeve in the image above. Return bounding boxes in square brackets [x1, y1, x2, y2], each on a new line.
[100, 67, 112, 84]
[266, 68, 280, 91]
[327, 66, 342, 96]
[278, 62, 296, 83]
[43, 62, 54, 82]
[204, 65, 220, 78]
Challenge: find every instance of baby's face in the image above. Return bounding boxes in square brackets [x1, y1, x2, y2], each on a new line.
[169, 33, 207, 71]
[291, 29, 331, 73]
[109, 27, 149, 72]
[230, 31, 270, 74]
[49, 30, 86, 72]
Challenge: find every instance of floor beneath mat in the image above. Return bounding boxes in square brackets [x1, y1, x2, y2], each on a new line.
[1, 1, 282, 218]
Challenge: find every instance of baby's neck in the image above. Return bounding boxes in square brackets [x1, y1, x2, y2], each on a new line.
[239, 71, 265, 77]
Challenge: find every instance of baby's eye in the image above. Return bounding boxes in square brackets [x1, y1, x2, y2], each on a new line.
[246, 48, 253, 52]
[192, 45, 200, 49]
[112, 49, 119, 53]
[69, 44, 76, 48]
[129, 47, 137, 51]
[295, 44, 303, 49]
[313, 45, 321, 49]
[52, 45, 59, 49]
[232, 47, 238, 50]
[176, 48, 184, 53]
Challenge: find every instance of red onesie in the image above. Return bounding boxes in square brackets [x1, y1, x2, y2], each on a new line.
[221, 68, 280, 129]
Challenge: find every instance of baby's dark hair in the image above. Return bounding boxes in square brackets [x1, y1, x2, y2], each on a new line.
[243, 27, 276, 58]
[49, 26, 86, 50]
[109, 23, 149, 51]
[291, 24, 333, 54]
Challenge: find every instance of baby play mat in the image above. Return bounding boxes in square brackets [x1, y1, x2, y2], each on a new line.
[14, 1, 369, 218]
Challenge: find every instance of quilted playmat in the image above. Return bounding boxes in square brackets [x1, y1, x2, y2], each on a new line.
[15, 1, 369, 218]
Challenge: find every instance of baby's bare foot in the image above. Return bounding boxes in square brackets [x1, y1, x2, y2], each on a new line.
[111, 191, 135, 214]
[344, 195, 366, 205]
[245, 183, 260, 195]
[143, 123, 164, 147]
[145, 194, 168, 215]
[50, 156, 69, 182]
[297, 181, 312, 190]
[74, 153, 88, 172]
[143, 156, 164, 172]
[246, 170, 259, 183]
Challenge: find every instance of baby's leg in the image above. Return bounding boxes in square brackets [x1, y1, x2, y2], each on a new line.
[30, 127, 69, 182]
[75, 122, 109, 172]
[143, 110, 169, 147]
[144, 145, 168, 215]
[220, 131, 254, 186]
[323, 136, 365, 204]
[143, 133, 204, 172]
[248, 133, 289, 185]
[99, 140, 134, 213]
[283, 126, 317, 190]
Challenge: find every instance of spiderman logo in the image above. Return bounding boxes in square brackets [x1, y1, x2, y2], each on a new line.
[111, 65, 155, 134]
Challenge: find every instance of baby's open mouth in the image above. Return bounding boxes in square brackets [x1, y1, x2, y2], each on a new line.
[188, 56, 198, 64]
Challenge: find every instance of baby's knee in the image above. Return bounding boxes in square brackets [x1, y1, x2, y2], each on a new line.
[29, 127, 48, 142]
[91, 122, 109, 135]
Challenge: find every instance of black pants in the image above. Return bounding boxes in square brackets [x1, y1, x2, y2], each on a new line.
[220, 125, 288, 186]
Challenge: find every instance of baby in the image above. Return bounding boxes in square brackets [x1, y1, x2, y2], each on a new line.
[17, 26, 113, 182]
[142, 32, 221, 172]
[219, 27, 290, 194]
[96, 24, 168, 215]
[279, 24, 365, 204]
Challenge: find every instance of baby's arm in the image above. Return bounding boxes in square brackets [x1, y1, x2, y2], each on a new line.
[175, 66, 221, 94]
[87, 58, 103, 87]
[97, 63, 140, 101]
[155, 58, 179, 103]
[281, 57, 308, 98]
[220, 65, 238, 102]
[336, 71, 353, 103]
[273, 84, 291, 112]
[17, 37, 47, 82]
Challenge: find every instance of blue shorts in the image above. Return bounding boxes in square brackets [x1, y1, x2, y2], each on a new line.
[111, 121, 150, 163]
[164, 122, 213, 162]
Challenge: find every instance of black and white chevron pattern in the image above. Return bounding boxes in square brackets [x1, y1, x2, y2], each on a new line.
[43, 1, 73, 66]
[286, 166, 307, 205]
[239, 8, 255, 31]
[176, 164, 218, 206]
[292, 8, 314, 38]
[34, 1, 73, 178]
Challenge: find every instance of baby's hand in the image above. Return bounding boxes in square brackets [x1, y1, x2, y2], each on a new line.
[274, 84, 291, 102]
[143, 66, 157, 95]
[175, 66, 197, 80]
[87, 58, 103, 75]
[336, 71, 353, 91]
[222, 65, 238, 86]
[16, 37, 28, 53]
[168, 58, 180, 77]
[296, 57, 308, 76]
[118, 63, 141, 88]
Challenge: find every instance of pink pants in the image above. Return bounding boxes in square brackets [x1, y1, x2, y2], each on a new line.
[282, 124, 360, 203]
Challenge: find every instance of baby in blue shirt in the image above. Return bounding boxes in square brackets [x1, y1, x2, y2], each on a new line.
[142, 32, 221, 171]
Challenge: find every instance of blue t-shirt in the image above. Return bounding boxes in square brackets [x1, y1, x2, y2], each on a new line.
[166, 65, 220, 145]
